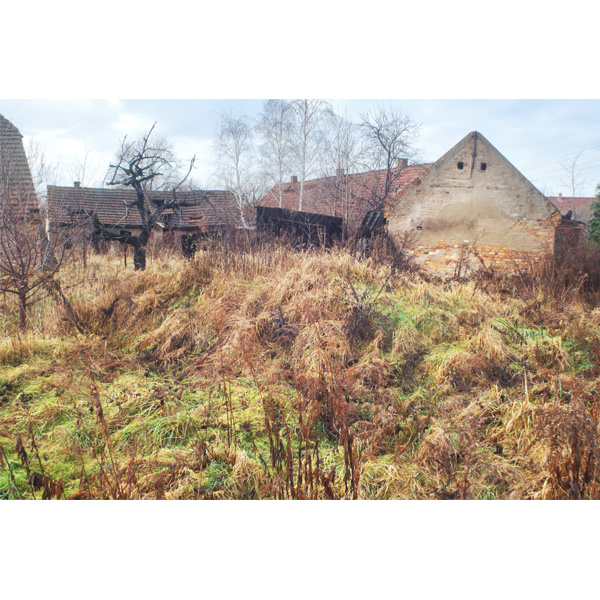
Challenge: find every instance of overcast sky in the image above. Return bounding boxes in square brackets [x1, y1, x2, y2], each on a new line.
[1, 99, 599, 197]
[2, 2, 599, 198]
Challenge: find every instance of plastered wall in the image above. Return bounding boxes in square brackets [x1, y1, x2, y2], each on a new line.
[386, 132, 563, 275]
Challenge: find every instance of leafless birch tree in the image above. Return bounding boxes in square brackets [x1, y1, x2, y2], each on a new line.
[68, 141, 102, 188]
[290, 99, 334, 211]
[214, 111, 265, 228]
[561, 150, 587, 198]
[257, 99, 294, 208]
[326, 112, 363, 237]
[25, 139, 60, 206]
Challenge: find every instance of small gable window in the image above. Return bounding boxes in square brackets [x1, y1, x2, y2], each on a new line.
[457, 162, 464, 170]
[480, 162, 487, 171]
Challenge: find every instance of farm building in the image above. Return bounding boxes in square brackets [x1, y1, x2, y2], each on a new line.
[257, 161, 430, 242]
[46, 184, 243, 254]
[0, 113, 39, 219]
[385, 131, 583, 275]
[258, 131, 583, 274]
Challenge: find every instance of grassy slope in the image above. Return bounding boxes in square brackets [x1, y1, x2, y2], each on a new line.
[1, 245, 600, 499]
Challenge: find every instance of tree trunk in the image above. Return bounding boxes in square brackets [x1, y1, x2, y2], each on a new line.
[18, 291, 27, 329]
[133, 245, 146, 271]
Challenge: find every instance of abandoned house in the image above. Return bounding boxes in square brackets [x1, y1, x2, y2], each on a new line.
[46, 185, 243, 255]
[257, 161, 430, 244]
[0, 113, 39, 221]
[385, 131, 583, 275]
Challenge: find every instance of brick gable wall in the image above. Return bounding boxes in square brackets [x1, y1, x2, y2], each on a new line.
[386, 132, 577, 276]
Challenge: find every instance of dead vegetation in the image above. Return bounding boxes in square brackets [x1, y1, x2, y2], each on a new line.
[1, 237, 600, 499]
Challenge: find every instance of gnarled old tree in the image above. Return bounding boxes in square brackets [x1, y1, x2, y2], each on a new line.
[90, 124, 196, 270]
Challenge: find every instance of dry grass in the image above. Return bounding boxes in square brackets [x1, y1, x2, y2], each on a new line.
[1, 238, 600, 499]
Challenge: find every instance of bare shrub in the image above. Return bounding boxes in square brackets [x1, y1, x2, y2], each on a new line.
[535, 394, 600, 499]
[0, 199, 72, 329]
[501, 243, 600, 309]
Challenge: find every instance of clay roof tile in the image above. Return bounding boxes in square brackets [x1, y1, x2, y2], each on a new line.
[46, 186, 243, 230]
[258, 164, 431, 230]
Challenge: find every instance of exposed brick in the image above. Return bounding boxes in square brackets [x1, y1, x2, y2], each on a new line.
[386, 131, 583, 276]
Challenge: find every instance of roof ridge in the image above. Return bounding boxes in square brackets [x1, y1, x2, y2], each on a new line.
[48, 184, 230, 194]
[265, 163, 433, 196]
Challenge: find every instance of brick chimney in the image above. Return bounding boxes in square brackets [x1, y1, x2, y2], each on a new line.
[336, 168, 344, 178]
[397, 158, 408, 170]
[74, 181, 81, 188]
[558, 192, 563, 200]
[291, 175, 298, 184]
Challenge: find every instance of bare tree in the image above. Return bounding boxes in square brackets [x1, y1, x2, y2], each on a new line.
[88, 123, 196, 270]
[257, 99, 294, 208]
[214, 111, 260, 228]
[25, 139, 60, 206]
[325, 112, 364, 237]
[290, 99, 334, 211]
[68, 141, 102, 188]
[0, 172, 70, 329]
[561, 150, 587, 198]
[64, 142, 102, 268]
[358, 107, 420, 206]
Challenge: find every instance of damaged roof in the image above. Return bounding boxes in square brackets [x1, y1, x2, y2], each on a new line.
[548, 195, 598, 223]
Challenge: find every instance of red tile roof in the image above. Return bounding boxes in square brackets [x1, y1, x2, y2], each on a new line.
[47, 185, 243, 231]
[258, 164, 430, 230]
[548, 196, 597, 223]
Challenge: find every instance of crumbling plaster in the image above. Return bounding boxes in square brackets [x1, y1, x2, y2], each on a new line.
[386, 132, 561, 273]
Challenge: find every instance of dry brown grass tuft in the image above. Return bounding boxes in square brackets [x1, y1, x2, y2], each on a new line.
[416, 425, 457, 482]
[470, 319, 515, 364]
[428, 348, 490, 392]
[524, 335, 571, 372]
[292, 321, 353, 374]
[143, 311, 208, 364]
